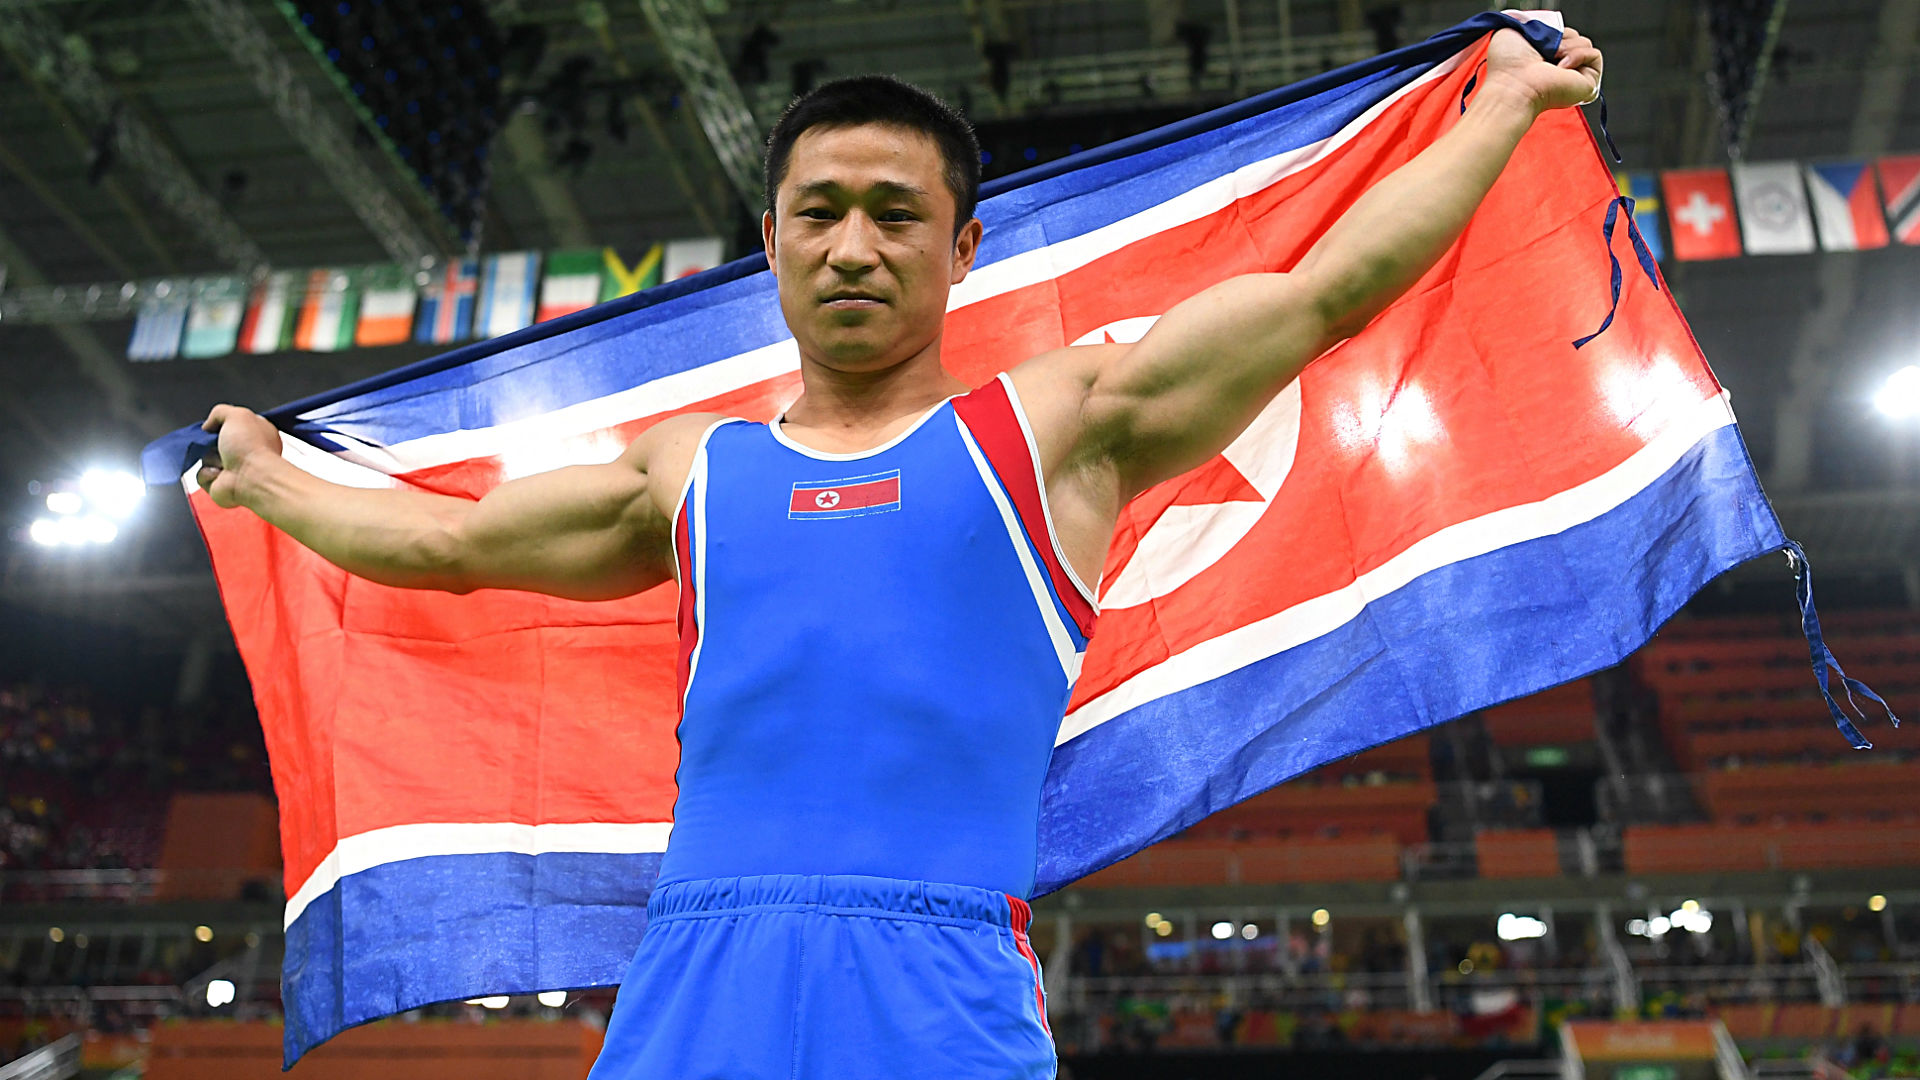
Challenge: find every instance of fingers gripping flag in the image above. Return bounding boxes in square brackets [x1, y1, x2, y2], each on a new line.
[146, 13, 1790, 1066]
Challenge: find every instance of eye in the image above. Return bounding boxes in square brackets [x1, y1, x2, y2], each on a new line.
[878, 210, 917, 223]
[798, 207, 835, 220]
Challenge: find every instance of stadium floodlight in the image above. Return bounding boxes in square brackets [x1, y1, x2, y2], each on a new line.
[1875, 365, 1920, 419]
[1869, 894, 1888, 912]
[44, 490, 82, 515]
[1310, 908, 1330, 927]
[537, 990, 567, 1007]
[1210, 921, 1233, 940]
[1240, 924, 1259, 940]
[475, 996, 509, 1009]
[206, 979, 236, 1008]
[1496, 913, 1548, 941]
[1669, 906, 1713, 934]
[1647, 915, 1672, 936]
[79, 467, 146, 520]
[27, 514, 117, 547]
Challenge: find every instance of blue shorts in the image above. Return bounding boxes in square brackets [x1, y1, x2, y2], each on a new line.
[588, 874, 1056, 1080]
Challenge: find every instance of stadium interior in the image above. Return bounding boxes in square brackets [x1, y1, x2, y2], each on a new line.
[1, 0, 1917, 1077]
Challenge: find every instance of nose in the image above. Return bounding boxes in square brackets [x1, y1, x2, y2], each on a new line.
[825, 211, 882, 275]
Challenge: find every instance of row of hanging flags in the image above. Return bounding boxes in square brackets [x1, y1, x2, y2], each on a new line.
[125, 238, 724, 362]
[1617, 155, 1920, 262]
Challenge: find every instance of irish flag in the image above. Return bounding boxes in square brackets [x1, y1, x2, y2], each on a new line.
[355, 266, 419, 347]
[293, 269, 360, 352]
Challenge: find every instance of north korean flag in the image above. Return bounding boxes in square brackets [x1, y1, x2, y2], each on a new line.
[1661, 168, 1743, 260]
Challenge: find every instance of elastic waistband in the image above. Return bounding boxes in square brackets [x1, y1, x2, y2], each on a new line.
[647, 874, 1031, 929]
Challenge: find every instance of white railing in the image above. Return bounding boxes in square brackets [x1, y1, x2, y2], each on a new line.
[0, 1034, 80, 1080]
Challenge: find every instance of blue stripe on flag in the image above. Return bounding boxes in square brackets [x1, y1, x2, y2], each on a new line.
[1032, 422, 1783, 895]
[282, 850, 661, 1066]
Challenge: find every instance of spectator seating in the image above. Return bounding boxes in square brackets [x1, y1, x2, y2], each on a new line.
[1480, 679, 1597, 746]
[1079, 834, 1402, 888]
[1624, 819, 1920, 875]
[1473, 827, 1561, 879]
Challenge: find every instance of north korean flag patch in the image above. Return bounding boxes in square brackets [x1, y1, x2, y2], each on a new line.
[789, 470, 902, 520]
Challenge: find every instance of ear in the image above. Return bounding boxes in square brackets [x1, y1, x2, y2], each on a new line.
[949, 217, 984, 285]
[761, 210, 777, 276]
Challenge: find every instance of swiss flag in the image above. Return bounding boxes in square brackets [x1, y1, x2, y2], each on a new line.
[1661, 168, 1743, 261]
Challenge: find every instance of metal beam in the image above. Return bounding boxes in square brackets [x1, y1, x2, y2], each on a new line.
[1770, 0, 1920, 495]
[0, 5, 267, 273]
[177, 0, 445, 266]
[583, 1, 727, 235]
[634, 0, 764, 214]
[0, 225, 173, 439]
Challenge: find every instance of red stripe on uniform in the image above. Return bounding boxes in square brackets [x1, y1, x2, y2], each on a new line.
[673, 500, 698, 715]
[1005, 894, 1050, 1035]
[953, 378, 1097, 639]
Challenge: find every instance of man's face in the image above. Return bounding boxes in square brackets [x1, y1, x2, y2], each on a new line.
[764, 123, 981, 372]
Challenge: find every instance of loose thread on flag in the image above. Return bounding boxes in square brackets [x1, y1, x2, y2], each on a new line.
[1594, 93, 1622, 165]
[1459, 59, 1487, 115]
[1573, 194, 1661, 349]
[1783, 539, 1901, 750]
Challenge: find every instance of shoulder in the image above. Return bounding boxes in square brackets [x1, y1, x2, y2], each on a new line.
[620, 412, 733, 511]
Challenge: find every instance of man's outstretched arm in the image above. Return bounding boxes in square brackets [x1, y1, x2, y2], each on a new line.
[1070, 24, 1603, 498]
[195, 404, 717, 600]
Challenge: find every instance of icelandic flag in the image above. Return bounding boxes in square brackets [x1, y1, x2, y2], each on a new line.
[414, 258, 478, 344]
[142, 12, 1824, 1066]
[1804, 161, 1889, 251]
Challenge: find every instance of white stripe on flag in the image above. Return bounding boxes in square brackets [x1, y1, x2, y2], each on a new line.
[1054, 390, 1740, 746]
[282, 821, 674, 929]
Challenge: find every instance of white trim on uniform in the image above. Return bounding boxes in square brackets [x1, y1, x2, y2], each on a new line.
[995, 372, 1100, 610]
[768, 394, 962, 461]
[954, 415, 1086, 683]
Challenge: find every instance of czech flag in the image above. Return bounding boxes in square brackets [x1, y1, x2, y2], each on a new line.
[144, 12, 1828, 1066]
[1805, 160, 1890, 251]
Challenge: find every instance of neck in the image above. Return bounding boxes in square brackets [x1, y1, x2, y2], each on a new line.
[783, 333, 970, 437]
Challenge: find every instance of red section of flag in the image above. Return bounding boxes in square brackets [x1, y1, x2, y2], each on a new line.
[788, 474, 900, 514]
[1878, 154, 1920, 244]
[1660, 169, 1742, 261]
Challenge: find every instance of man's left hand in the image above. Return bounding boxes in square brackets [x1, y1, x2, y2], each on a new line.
[1485, 23, 1604, 116]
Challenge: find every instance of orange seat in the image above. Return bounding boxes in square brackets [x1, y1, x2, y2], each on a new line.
[1712, 1003, 1775, 1040]
[1474, 828, 1561, 879]
[1772, 1003, 1836, 1039]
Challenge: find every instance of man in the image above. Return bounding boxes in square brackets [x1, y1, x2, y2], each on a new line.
[196, 23, 1601, 1079]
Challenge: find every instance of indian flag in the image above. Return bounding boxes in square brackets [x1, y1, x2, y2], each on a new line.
[181, 277, 247, 359]
[294, 269, 360, 352]
[536, 249, 606, 322]
[240, 272, 297, 355]
[356, 266, 418, 346]
[601, 244, 662, 301]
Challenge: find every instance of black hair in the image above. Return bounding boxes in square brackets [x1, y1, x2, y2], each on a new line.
[763, 74, 981, 237]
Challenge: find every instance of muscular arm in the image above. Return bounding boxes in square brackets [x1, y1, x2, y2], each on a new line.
[197, 405, 718, 600]
[1063, 24, 1603, 499]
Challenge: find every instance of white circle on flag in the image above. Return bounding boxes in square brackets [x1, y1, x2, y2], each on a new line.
[815, 490, 841, 509]
[1071, 315, 1304, 610]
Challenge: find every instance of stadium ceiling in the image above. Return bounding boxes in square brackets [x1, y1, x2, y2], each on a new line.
[0, 0, 1916, 636]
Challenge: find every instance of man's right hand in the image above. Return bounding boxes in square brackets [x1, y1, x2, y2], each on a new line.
[197, 404, 283, 510]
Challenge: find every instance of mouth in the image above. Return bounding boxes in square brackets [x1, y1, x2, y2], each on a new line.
[820, 292, 886, 311]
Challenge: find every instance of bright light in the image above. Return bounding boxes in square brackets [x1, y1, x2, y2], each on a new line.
[27, 514, 117, 547]
[1876, 365, 1920, 419]
[537, 990, 567, 1007]
[1153, 921, 1173, 937]
[1144, 912, 1164, 928]
[47, 927, 63, 943]
[1241, 924, 1259, 941]
[79, 468, 146, 520]
[1681, 899, 1700, 913]
[1626, 919, 1648, 936]
[477, 996, 509, 1010]
[1211, 921, 1234, 940]
[44, 491, 82, 515]
[1869, 894, 1888, 913]
[206, 979, 236, 1008]
[1670, 906, 1713, 934]
[1311, 908, 1330, 927]
[1647, 916, 1672, 936]
[194, 925, 213, 942]
[1497, 913, 1549, 941]
[1458, 959, 1474, 974]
